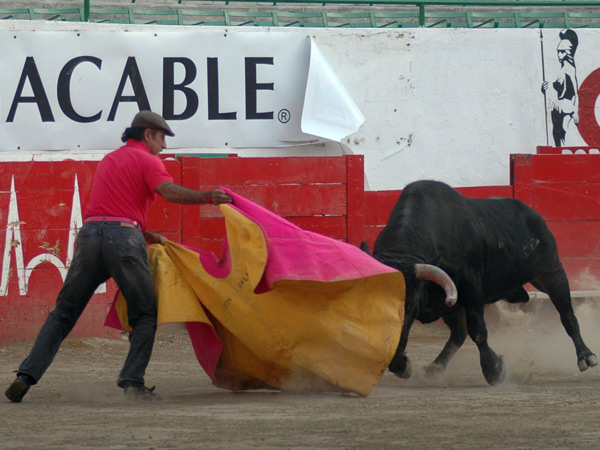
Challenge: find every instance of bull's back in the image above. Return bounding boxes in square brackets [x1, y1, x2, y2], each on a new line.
[472, 196, 562, 285]
[373, 180, 562, 288]
[374, 181, 481, 263]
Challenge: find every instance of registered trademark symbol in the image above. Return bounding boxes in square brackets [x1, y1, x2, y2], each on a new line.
[278, 109, 291, 123]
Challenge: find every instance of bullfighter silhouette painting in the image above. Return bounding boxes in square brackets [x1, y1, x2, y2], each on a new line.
[541, 29, 580, 147]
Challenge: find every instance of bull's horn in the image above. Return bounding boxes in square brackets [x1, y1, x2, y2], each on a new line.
[415, 264, 458, 307]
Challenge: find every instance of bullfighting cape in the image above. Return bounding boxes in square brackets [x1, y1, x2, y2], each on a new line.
[106, 189, 405, 396]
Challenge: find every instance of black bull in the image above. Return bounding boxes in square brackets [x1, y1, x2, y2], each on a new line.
[361, 180, 597, 385]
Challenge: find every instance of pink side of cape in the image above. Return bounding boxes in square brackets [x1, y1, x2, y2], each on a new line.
[221, 188, 397, 290]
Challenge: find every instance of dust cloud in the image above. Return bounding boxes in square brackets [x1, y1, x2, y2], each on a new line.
[393, 290, 600, 389]
[488, 296, 600, 384]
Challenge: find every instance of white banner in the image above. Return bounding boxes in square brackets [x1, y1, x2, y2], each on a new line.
[0, 30, 364, 151]
[5, 23, 600, 189]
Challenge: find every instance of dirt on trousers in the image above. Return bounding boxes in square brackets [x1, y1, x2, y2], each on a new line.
[1, 299, 600, 450]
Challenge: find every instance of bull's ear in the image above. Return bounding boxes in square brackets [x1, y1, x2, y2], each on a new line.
[359, 241, 371, 255]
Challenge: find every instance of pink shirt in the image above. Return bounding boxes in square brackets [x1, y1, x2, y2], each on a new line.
[85, 139, 173, 231]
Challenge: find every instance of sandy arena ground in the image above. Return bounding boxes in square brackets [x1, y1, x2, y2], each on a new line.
[2, 299, 600, 449]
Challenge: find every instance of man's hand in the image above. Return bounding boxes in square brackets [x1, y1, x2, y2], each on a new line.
[208, 189, 233, 205]
[144, 230, 167, 245]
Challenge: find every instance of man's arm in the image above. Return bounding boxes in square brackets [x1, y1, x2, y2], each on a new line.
[156, 181, 232, 205]
[148, 182, 232, 246]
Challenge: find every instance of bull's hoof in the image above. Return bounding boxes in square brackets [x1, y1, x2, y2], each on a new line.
[578, 354, 598, 372]
[424, 362, 445, 378]
[483, 360, 506, 386]
[393, 371, 411, 380]
[390, 358, 412, 380]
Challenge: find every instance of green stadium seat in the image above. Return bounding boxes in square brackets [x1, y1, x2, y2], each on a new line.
[514, 12, 569, 28]
[0, 8, 34, 20]
[88, 8, 134, 24]
[321, 12, 377, 28]
[466, 12, 518, 28]
[374, 12, 420, 28]
[228, 11, 277, 27]
[30, 8, 85, 22]
[179, 10, 230, 26]
[272, 11, 327, 27]
[564, 12, 600, 28]
[130, 9, 182, 25]
[425, 12, 471, 28]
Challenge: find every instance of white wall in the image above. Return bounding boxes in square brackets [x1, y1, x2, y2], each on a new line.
[1, 20, 598, 190]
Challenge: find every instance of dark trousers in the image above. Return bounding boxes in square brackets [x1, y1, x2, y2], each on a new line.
[18, 221, 157, 387]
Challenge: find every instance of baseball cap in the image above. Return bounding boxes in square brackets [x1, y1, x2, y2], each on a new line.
[131, 110, 175, 137]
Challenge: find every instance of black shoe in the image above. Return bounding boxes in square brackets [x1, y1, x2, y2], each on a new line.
[5, 374, 33, 403]
[122, 382, 159, 401]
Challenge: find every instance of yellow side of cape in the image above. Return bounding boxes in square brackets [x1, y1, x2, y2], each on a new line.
[114, 205, 405, 396]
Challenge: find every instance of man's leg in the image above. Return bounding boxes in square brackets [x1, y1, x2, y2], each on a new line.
[6, 224, 107, 402]
[102, 226, 158, 394]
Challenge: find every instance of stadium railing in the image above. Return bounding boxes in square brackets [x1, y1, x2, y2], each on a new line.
[2, 1, 600, 28]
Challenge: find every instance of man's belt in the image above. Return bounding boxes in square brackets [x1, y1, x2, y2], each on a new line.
[84, 216, 141, 230]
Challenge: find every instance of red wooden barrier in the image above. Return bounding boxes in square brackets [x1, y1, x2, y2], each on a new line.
[0, 155, 364, 344]
[0, 160, 183, 344]
[512, 153, 600, 291]
[0, 161, 116, 343]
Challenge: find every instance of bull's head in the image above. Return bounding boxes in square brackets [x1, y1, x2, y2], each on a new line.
[360, 241, 457, 307]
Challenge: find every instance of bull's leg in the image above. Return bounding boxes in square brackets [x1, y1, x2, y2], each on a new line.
[424, 308, 467, 376]
[465, 306, 506, 385]
[531, 271, 598, 371]
[388, 302, 417, 379]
